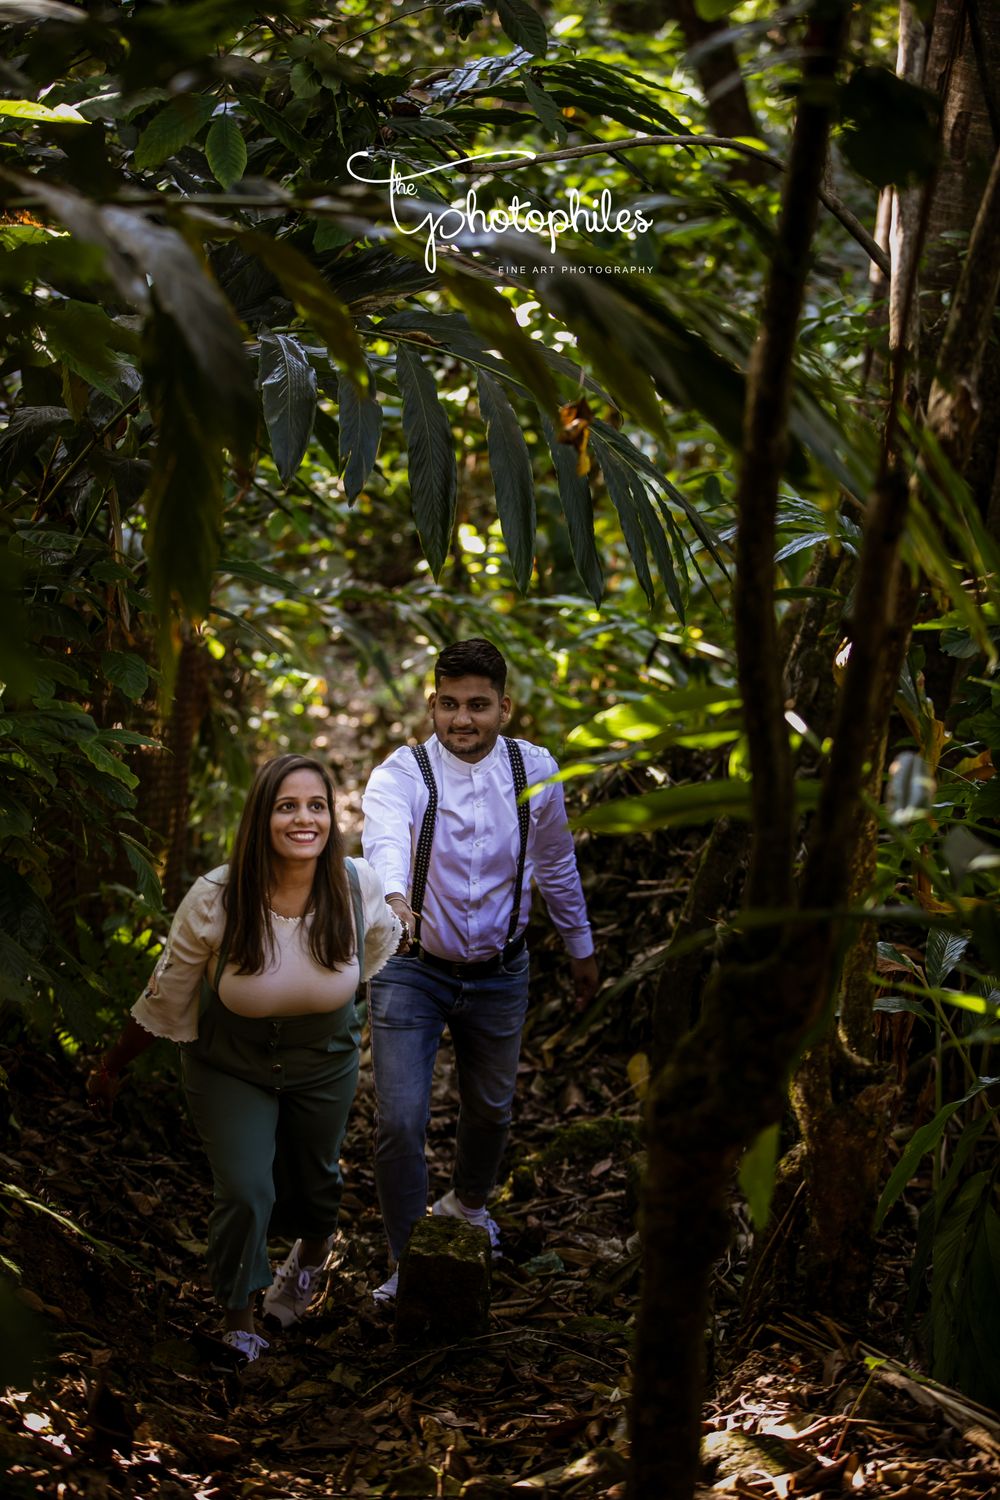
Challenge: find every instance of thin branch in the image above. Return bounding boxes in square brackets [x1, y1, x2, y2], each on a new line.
[464, 134, 890, 275]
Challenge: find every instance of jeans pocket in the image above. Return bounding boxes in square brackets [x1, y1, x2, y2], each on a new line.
[501, 946, 530, 978]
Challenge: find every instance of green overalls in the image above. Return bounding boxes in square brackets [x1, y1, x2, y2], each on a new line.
[181, 861, 364, 1310]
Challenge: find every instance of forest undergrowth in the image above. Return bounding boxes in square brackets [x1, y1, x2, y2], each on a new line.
[3, 916, 1000, 1500]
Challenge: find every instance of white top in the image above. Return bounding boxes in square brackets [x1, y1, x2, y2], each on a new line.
[131, 858, 401, 1042]
[361, 735, 594, 962]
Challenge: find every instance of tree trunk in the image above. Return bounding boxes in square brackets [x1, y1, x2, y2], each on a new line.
[628, 15, 1000, 1497]
[610, 0, 768, 182]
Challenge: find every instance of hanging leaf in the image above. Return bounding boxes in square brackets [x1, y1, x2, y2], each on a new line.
[133, 94, 215, 170]
[739, 1123, 780, 1230]
[521, 71, 567, 143]
[236, 92, 314, 159]
[101, 651, 150, 702]
[396, 344, 457, 579]
[339, 367, 383, 504]
[259, 333, 318, 486]
[478, 371, 536, 592]
[497, 0, 547, 57]
[540, 410, 603, 606]
[205, 113, 246, 188]
[592, 437, 654, 606]
[143, 307, 225, 655]
[838, 66, 942, 188]
[239, 231, 367, 386]
[440, 271, 559, 416]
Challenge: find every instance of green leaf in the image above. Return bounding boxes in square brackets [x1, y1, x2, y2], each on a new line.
[143, 307, 224, 639]
[478, 371, 536, 593]
[575, 778, 821, 835]
[80, 739, 139, 789]
[839, 67, 942, 188]
[239, 232, 367, 386]
[497, 0, 548, 57]
[236, 92, 314, 160]
[441, 271, 559, 416]
[592, 437, 654, 606]
[0, 99, 88, 125]
[338, 368, 383, 504]
[0, 406, 74, 487]
[205, 113, 247, 189]
[120, 833, 163, 908]
[396, 344, 458, 579]
[925, 928, 969, 989]
[694, 0, 741, 17]
[133, 94, 215, 170]
[259, 333, 318, 487]
[540, 410, 602, 606]
[521, 70, 567, 143]
[739, 1122, 780, 1229]
[101, 651, 150, 702]
[875, 1078, 1000, 1230]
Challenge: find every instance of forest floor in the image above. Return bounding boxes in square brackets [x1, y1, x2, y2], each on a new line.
[2, 935, 1000, 1500]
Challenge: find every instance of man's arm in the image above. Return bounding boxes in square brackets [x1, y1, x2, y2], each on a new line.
[529, 755, 599, 1004]
[361, 753, 419, 935]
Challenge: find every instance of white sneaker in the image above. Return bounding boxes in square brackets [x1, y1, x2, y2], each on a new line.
[432, 1188, 501, 1251]
[222, 1329, 269, 1362]
[372, 1269, 398, 1305]
[262, 1239, 333, 1329]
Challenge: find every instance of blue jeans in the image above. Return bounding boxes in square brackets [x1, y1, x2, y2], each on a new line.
[369, 947, 531, 1260]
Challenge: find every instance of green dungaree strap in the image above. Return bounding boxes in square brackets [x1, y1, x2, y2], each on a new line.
[182, 860, 365, 1309]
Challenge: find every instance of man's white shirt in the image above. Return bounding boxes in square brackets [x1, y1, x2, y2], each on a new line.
[361, 735, 594, 963]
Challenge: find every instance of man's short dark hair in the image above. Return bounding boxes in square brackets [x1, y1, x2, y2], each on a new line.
[434, 639, 507, 696]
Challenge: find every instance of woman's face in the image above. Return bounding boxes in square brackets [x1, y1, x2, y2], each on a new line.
[269, 769, 332, 868]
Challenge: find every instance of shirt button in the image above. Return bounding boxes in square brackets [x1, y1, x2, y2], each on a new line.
[272, 1063, 282, 1074]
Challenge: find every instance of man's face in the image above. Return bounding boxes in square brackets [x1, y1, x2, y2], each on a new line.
[430, 674, 511, 762]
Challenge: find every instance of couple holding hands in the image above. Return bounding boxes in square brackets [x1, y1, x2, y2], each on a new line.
[87, 639, 599, 1362]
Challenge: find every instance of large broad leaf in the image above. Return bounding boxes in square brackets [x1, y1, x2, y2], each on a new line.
[497, 0, 547, 57]
[239, 231, 367, 386]
[540, 410, 602, 605]
[478, 371, 536, 592]
[739, 1123, 780, 1230]
[133, 95, 215, 170]
[0, 406, 74, 487]
[236, 92, 314, 160]
[205, 113, 247, 188]
[338, 366, 383, 504]
[143, 308, 224, 650]
[396, 344, 458, 579]
[441, 270, 559, 416]
[103, 209, 255, 458]
[925, 927, 970, 989]
[875, 1077, 1000, 1230]
[259, 333, 317, 486]
[839, 66, 942, 188]
[591, 437, 654, 606]
[0, 99, 87, 125]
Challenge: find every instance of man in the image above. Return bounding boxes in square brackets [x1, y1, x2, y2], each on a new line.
[361, 638, 599, 1301]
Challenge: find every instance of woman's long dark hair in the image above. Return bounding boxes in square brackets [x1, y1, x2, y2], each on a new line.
[221, 754, 353, 974]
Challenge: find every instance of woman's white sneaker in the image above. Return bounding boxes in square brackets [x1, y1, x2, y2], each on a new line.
[222, 1329, 269, 1362]
[263, 1239, 333, 1328]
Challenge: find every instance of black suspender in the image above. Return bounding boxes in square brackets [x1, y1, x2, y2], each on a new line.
[409, 737, 529, 952]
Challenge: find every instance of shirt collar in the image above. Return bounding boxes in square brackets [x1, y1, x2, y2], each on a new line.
[432, 734, 504, 776]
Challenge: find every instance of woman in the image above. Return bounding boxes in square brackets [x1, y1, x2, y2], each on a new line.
[87, 754, 402, 1362]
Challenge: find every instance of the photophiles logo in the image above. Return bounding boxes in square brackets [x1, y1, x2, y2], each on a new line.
[347, 150, 654, 272]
